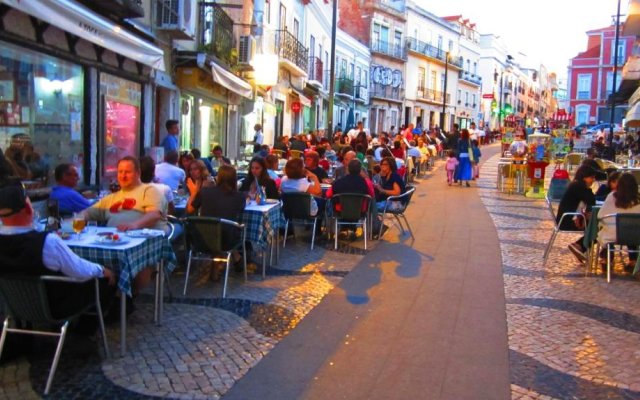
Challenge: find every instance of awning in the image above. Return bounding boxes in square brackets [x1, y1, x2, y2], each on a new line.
[210, 61, 253, 99]
[290, 88, 312, 107]
[626, 102, 640, 128]
[2, 0, 165, 71]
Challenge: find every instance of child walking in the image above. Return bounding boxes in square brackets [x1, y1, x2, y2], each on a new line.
[471, 139, 481, 179]
[445, 150, 459, 186]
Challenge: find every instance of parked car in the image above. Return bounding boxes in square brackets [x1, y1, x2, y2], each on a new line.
[572, 123, 593, 135]
[586, 123, 623, 134]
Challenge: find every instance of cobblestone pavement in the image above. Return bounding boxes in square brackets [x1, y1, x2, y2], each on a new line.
[480, 153, 640, 400]
[1, 169, 435, 399]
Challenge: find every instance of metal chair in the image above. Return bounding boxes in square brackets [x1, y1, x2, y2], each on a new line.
[378, 186, 416, 240]
[182, 217, 247, 297]
[281, 192, 320, 250]
[595, 213, 640, 282]
[0, 276, 109, 395]
[331, 193, 372, 250]
[542, 189, 586, 266]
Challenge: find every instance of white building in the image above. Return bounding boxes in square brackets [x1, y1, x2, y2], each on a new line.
[478, 34, 513, 129]
[334, 30, 371, 132]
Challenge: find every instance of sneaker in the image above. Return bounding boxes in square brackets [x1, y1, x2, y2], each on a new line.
[568, 243, 586, 264]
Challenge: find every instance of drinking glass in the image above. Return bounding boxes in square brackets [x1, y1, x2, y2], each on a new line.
[72, 213, 86, 239]
[87, 220, 98, 235]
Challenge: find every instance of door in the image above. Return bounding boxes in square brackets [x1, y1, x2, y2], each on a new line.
[275, 100, 284, 138]
[278, 3, 286, 31]
[377, 109, 386, 133]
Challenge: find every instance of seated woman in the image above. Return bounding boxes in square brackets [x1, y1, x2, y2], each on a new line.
[557, 165, 597, 263]
[595, 170, 621, 202]
[374, 156, 406, 212]
[280, 158, 322, 217]
[186, 160, 214, 214]
[239, 156, 279, 199]
[191, 165, 246, 278]
[390, 140, 405, 159]
[597, 173, 640, 272]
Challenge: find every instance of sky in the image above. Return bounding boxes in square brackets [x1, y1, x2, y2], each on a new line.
[421, 0, 618, 79]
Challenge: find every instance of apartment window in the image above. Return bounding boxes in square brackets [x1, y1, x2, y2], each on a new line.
[473, 62, 477, 75]
[448, 40, 453, 52]
[457, 89, 461, 103]
[356, 66, 361, 85]
[394, 30, 402, 54]
[437, 35, 443, 50]
[577, 74, 591, 99]
[278, 3, 286, 30]
[318, 44, 322, 62]
[575, 104, 590, 125]
[606, 71, 622, 97]
[340, 59, 347, 77]
[309, 35, 315, 58]
[349, 63, 354, 79]
[466, 59, 470, 73]
[293, 18, 299, 40]
[465, 91, 469, 105]
[414, 28, 418, 40]
[418, 67, 425, 89]
[611, 39, 625, 65]
[472, 94, 476, 106]
[430, 70, 437, 89]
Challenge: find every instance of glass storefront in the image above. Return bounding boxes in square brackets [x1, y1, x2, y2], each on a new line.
[100, 73, 141, 180]
[179, 93, 226, 157]
[0, 41, 84, 185]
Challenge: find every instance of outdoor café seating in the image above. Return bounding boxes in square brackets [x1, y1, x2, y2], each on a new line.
[330, 193, 372, 250]
[542, 190, 586, 266]
[281, 192, 320, 250]
[593, 213, 640, 283]
[378, 185, 416, 240]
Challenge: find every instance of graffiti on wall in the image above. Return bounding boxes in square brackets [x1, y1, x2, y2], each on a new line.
[371, 65, 402, 88]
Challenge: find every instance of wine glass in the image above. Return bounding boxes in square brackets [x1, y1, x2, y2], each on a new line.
[72, 213, 86, 239]
[87, 220, 98, 235]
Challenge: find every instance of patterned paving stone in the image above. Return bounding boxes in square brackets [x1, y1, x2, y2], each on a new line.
[480, 153, 640, 400]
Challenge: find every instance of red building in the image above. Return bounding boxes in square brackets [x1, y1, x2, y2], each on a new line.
[568, 24, 634, 126]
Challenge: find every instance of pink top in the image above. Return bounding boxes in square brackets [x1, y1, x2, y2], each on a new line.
[445, 157, 459, 171]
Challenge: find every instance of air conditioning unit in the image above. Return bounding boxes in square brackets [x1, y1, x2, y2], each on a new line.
[238, 35, 256, 64]
[156, 0, 196, 40]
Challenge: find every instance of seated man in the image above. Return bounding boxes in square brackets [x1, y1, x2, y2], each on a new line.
[155, 150, 185, 191]
[333, 150, 357, 181]
[49, 163, 92, 215]
[210, 145, 231, 169]
[304, 151, 329, 182]
[0, 185, 115, 319]
[327, 159, 375, 200]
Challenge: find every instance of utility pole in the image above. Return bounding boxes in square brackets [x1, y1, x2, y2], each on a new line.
[327, 0, 338, 141]
[498, 72, 504, 130]
[440, 51, 449, 131]
[608, 0, 622, 160]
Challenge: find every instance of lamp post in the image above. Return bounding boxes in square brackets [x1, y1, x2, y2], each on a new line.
[440, 51, 449, 132]
[607, 0, 622, 160]
[327, 0, 338, 141]
[497, 71, 504, 130]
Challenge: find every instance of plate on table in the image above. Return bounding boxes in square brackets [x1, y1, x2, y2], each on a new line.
[125, 229, 165, 238]
[94, 235, 129, 245]
[263, 199, 279, 205]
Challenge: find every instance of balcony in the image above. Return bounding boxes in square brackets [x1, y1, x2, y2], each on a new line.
[78, 0, 143, 19]
[416, 87, 450, 104]
[405, 38, 462, 68]
[307, 56, 323, 87]
[355, 85, 369, 103]
[275, 30, 309, 76]
[577, 91, 590, 100]
[336, 77, 355, 97]
[199, 2, 234, 66]
[371, 39, 406, 60]
[458, 70, 482, 86]
[370, 83, 403, 101]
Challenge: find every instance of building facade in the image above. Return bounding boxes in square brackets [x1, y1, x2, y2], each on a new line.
[568, 24, 634, 126]
[333, 30, 370, 132]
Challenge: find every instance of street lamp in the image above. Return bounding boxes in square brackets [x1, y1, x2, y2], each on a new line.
[327, 0, 338, 141]
[607, 0, 622, 160]
[440, 51, 449, 132]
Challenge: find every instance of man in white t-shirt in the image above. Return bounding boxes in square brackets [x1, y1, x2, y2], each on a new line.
[476, 123, 486, 145]
[155, 150, 185, 191]
[469, 122, 479, 142]
[347, 121, 364, 143]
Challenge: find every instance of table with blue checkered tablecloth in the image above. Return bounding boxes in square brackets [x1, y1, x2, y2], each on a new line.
[241, 201, 284, 250]
[67, 231, 176, 297]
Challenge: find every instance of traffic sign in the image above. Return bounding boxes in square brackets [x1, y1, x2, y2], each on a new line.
[482, 94, 494, 99]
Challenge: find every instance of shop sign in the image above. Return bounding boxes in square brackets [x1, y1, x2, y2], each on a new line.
[291, 101, 302, 113]
[482, 94, 494, 99]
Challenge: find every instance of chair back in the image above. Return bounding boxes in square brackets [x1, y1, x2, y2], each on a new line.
[185, 216, 243, 253]
[290, 150, 304, 159]
[566, 153, 583, 165]
[332, 193, 371, 221]
[0, 275, 56, 323]
[615, 213, 640, 247]
[629, 170, 640, 185]
[281, 192, 314, 220]
[547, 179, 569, 201]
[272, 149, 284, 159]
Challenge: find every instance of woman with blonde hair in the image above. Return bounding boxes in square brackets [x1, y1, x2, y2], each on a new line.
[186, 159, 213, 214]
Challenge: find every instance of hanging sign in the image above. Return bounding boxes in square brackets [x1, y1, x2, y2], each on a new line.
[291, 101, 302, 113]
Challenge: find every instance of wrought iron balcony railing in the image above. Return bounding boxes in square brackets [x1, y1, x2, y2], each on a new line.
[199, 2, 234, 65]
[416, 86, 450, 104]
[371, 39, 406, 60]
[355, 85, 369, 102]
[275, 30, 309, 72]
[307, 56, 323, 84]
[336, 77, 354, 96]
[458, 70, 482, 85]
[406, 38, 463, 68]
[370, 83, 403, 100]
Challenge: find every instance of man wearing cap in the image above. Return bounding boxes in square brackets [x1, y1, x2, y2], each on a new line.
[0, 185, 115, 317]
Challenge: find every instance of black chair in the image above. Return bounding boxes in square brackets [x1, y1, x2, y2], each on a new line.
[0, 276, 109, 395]
[281, 192, 320, 250]
[542, 189, 586, 266]
[182, 216, 246, 297]
[331, 193, 372, 250]
[378, 186, 416, 240]
[597, 213, 640, 282]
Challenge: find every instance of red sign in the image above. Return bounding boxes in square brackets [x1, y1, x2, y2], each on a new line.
[482, 94, 494, 99]
[291, 101, 301, 113]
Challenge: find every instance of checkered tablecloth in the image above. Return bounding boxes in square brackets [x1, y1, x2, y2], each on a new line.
[69, 236, 176, 296]
[241, 203, 284, 249]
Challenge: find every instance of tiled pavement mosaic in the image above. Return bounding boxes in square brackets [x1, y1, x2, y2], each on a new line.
[0, 166, 439, 399]
[480, 153, 640, 400]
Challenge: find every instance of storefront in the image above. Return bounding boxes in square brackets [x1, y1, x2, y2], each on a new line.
[0, 0, 165, 188]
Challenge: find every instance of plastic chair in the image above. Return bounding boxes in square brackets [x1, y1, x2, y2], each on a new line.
[564, 153, 583, 172]
[331, 193, 372, 250]
[182, 217, 247, 297]
[596, 213, 640, 282]
[378, 186, 416, 240]
[281, 192, 319, 250]
[272, 149, 285, 159]
[290, 150, 304, 159]
[0, 276, 109, 395]
[542, 190, 586, 266]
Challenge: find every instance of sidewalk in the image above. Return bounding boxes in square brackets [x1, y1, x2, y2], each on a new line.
[224, 143, 511, 400]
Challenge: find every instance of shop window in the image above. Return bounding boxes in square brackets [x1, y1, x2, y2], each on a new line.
[100, 73, 141, 181]
[198, 100, 226, 156]
[0, 41, 84, 186]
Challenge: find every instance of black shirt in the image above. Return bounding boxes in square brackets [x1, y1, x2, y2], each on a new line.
[238, 176, 279, 199]
[307, 166, 328, 181]
[556, 180, 595, 230]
